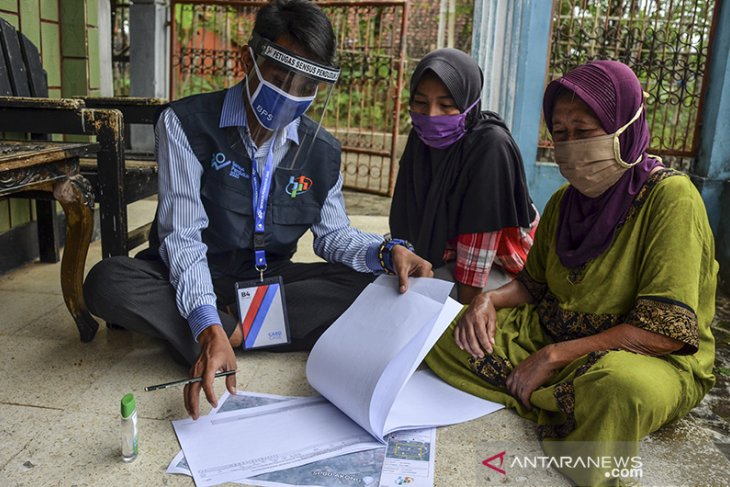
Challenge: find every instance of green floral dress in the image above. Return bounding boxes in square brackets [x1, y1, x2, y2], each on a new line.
[425, 169, 717, 486]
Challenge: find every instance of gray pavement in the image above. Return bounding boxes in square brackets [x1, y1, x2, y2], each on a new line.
[0, 192, 728, 486]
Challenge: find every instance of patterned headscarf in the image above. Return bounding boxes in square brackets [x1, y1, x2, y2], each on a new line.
[543, 60, 663, 269]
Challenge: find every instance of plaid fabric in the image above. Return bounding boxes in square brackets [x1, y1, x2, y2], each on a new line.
[443, 213, 539, 288]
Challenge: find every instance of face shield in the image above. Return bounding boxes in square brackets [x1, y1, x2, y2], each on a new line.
[246, 32, 340, 170]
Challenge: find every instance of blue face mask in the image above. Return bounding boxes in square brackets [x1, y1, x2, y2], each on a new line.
[245, 54, 317, 131]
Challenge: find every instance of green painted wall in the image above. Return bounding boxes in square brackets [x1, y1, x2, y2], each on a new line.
[0, 0, 101, 234]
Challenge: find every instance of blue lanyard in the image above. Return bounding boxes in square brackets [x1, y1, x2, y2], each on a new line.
[251, 142, 275, 278]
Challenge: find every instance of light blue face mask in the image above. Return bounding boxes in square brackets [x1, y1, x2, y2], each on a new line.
[245, 51, 317, 131]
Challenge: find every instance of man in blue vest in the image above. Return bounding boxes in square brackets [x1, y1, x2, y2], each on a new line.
[83, 0, 432, 418]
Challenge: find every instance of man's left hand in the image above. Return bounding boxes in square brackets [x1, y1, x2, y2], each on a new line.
[391, 244, 433, 293]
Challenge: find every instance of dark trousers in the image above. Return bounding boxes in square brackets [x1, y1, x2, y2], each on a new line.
[83, 256, 375, 366]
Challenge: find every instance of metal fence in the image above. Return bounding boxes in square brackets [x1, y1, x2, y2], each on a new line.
[406, 0, 473, 59]
[110, 0, 473, 194]
[169, 0, 408, 195]
[540, 0, 719, 171]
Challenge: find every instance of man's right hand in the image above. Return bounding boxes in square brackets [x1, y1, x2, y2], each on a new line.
[184, 325, 237, 420]
[391, 244, 434, 293]
[455, 291, 498, 358]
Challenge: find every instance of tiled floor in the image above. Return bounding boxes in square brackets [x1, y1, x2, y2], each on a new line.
[1, 197, 728, 486]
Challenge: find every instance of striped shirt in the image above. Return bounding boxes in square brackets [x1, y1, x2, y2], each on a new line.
[156, 82, 384, 340]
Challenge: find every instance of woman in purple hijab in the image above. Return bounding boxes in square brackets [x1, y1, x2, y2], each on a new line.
[425, 60, 718, 486]
[390, 48, 538, 305]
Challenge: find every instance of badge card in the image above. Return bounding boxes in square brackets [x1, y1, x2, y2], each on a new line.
[235, 276, 291, 349]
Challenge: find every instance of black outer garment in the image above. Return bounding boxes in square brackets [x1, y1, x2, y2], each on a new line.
[389, 111, 536, 269]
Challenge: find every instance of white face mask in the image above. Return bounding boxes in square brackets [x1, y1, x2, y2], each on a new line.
[553, 105, 644, 198]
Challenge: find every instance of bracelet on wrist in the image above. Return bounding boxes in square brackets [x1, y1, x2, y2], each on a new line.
[378, 238, 414, 274]
[377, 241, 394, 275]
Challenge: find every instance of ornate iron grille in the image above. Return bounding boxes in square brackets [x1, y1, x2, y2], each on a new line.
[170, 0, 408, 195]
[539, 0, 719, 171]
[323, 2, 408, 195]
[111, 0, 131, 97]
[406, 0, 473, 58]
[401, 0, 474, 140]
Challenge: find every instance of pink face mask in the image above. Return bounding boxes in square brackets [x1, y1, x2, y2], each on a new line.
[409, 98, 481, 149]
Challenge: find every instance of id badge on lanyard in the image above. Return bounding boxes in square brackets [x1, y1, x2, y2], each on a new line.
[234, 141, 291, 349]
[235, 276, 291, 349]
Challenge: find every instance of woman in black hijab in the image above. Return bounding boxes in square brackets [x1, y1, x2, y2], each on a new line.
[390, 48, 538, 304]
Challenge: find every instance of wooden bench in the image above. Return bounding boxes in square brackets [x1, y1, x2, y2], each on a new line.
[0, 17, 165, 260]
[0, 140, 100, 341]
[79, 96, 165, 250]
[0, 96, 129, 259]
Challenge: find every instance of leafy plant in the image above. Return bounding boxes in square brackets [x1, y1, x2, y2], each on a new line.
[716, 366, 730, 378]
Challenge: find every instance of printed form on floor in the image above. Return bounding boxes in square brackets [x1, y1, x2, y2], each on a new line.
[172, 275, 503, 486]
[168, 391, 438, 487]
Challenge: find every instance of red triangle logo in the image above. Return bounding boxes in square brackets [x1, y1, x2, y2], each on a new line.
[482, 450, 507, 475]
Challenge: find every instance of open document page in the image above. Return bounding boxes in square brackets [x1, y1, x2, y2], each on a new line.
[169, 391, 439, 487]
[169, 391, 388, 487]
[384, 369, 503, 433]
[306, 275, 503, 440]
[172, 276, 503, 486]
[172, 396, 383, 487]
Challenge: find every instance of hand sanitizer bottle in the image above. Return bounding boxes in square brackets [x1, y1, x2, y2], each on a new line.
[120, 393, 138, 462]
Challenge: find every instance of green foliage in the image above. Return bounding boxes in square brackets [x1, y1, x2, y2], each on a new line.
[113, 71, 130, 97]
[165, 3, 463, 136]
[175, 5, 252, 48]
[171, 4, 254, 100]
[715, 366, 730, 378]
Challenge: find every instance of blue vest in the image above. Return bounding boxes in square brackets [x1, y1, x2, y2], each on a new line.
[148, 90, 341, 276]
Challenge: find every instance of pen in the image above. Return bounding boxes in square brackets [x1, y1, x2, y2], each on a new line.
[144, 370, 237, 392]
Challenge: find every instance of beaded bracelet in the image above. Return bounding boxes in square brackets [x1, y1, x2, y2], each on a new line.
[378, 238, 415, 274]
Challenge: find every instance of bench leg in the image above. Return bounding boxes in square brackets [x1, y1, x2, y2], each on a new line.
[36, 200, 60, 263]
[95, 114, 128, 259]
[53, 174, 99, 342]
